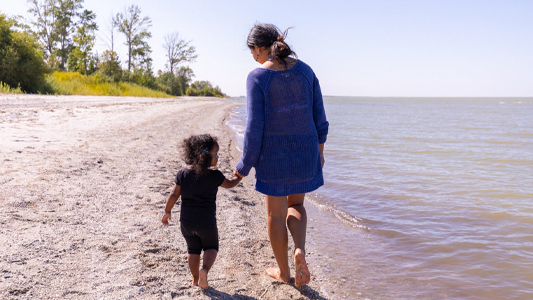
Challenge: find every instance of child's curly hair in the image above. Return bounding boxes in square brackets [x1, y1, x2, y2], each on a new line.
[182, 134, 218, 176]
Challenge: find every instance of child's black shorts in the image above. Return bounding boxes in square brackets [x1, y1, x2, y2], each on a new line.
[180, 221, 219, 254]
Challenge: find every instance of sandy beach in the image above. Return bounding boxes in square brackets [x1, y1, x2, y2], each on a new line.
[0, 94, 332, 299]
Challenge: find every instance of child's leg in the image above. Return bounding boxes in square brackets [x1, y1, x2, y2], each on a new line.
[196, 226, 219, 289]
[188, 254, 201, 286]
[198, 249, 218, 289]
[202, 249, 218, 271]
[180, 222, 203, 286]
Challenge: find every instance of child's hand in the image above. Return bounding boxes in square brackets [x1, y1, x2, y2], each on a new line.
[161, 212, 172, 225]
[221, 171, 243, 189]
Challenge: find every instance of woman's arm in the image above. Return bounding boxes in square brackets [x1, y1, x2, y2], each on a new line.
[319, 143, 325, 167]
[235, 73, 266, 177]
[312, 76, 329, 144]
[161, 184, 181, 225]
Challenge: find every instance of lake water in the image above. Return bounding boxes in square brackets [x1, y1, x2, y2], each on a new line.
[226, 97, 533, 300]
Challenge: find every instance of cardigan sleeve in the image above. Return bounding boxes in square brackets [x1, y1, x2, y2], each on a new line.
[236, 72, 265, 176]
[312, 75, 329, 144]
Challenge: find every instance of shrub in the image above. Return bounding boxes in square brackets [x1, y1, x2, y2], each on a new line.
[45, 71, 171, 98]
[97, 50, 122, 82]
[156, 71, 183, 96]
[0, 81, 24, 94]
[0, 14, 47, 93]
[186, 80, 225, 97]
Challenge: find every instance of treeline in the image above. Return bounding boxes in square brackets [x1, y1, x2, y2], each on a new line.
[0, 0, 224, 97]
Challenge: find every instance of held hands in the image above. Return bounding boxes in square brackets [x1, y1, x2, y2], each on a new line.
[234, 170, 244, 179]
[221, 171, 243, 189]
[161, 212, 172, 225]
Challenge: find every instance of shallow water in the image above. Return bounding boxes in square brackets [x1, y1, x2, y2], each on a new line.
[227, 97, 533, 299]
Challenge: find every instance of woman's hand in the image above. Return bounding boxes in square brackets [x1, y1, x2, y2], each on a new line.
[161, 212, 172, 225]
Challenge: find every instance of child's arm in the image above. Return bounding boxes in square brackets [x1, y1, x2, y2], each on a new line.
[220, 173, 242, 189]
[161, 184, 181, 225]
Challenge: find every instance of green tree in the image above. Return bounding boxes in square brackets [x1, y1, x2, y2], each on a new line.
[163, 32, 197, 74]
[97, 50, 122, 82]
[68, 9, 97, 75]
[156, 71, 182, 96]
[130, 65, 156, 89]
[114, 5, 152, 72]
[27, 0, 85, 70]
[0, 14, 47, 93]
[53, 0, 83, 70]
[186, 80, 224, 97]
[132, 38, 152, 73]
[175, 66, 194, 95]
[27, 0, 57, 61]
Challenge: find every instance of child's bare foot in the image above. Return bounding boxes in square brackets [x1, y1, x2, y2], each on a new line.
[198, 269, 208, 289]
[294, 248, 310, 287]
[265, 267, 290, 283]
[192, 276, 199, 286]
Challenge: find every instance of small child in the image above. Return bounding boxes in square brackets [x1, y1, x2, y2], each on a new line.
[161, 134, 242, 289]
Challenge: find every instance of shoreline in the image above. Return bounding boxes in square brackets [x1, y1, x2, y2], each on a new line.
[0, 94, 333, 299]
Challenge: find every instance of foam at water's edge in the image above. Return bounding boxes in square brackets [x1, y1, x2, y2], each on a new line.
[306, 192, 369, 230]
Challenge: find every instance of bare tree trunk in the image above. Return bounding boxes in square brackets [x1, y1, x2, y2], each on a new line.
[128, 42, 132, 72]
[163, 32, 197, 75]
[103, 13, 116, 52]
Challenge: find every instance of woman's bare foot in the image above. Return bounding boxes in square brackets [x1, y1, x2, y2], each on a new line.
[294, 248, 310, 287]
[265, 267, 290, 283]
[198, 269, 208, 289]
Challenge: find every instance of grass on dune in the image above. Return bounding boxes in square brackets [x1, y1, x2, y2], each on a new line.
[45, 72, 172, 98]
[0, 82, 24, 94]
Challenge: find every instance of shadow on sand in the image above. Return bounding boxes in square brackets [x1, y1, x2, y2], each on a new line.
[199, 287, 259, 300]
[270, 280, 330, 300]
[295, 284, 329, 300]
[174, 280, 329, 300]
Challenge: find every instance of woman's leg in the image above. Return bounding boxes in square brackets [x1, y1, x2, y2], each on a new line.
[198, 249, 217, 289]
[287, 193, 310, 287]
[287, 193, 307, 252]
[265, 195, 291, 282]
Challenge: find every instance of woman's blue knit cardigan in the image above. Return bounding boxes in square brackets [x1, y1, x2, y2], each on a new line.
[236, 60, 329, 196]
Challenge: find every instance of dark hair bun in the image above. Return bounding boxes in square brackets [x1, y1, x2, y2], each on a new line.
[247, 23, 297, 64]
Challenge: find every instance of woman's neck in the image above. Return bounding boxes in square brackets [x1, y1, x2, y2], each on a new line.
[262, 57, 297, 71]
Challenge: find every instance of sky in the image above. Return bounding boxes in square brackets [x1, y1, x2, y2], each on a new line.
[2, 0, 533, 97]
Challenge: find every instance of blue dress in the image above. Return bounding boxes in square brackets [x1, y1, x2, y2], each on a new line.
[236, 60, 329, 196]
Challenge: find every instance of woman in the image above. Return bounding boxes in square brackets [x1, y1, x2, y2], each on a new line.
[235, 23, 328, 287]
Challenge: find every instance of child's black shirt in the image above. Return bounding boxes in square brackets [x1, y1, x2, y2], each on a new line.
[175, 168, 225, 227]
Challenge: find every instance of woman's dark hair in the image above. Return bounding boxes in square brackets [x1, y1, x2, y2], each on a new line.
[247, 23, 297, 67]
[182, 134, 218, 176]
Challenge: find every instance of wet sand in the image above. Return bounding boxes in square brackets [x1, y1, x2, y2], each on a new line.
[0, 94, 331, 299]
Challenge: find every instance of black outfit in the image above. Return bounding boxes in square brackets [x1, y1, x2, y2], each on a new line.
[180, 221, 219, 254]
[175, 168, 225, 254]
